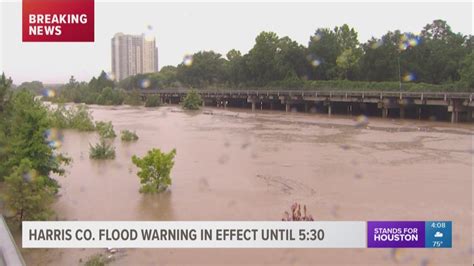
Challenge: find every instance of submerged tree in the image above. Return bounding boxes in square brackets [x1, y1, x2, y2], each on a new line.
[132, 149, 176, 193]
[182, 90, 203, 110]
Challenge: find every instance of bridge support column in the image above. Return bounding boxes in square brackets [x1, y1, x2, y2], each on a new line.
[467, 109, 473, 122]
[224, 101, 227, 109]
[251, 101, 256, 112]
[304, 103, 309, 113]
[270, 102, 274, 110]
[382, 107, 388, 118]
[417, 107, 421, 120]
[285, 103, 291, 112]
[202, 100, 205, 107]
[450, 110, 459, 123]
[328, 104, 332, 116]
[400, 106, 405, 119]
[260, 101, 263, 110]
[449, 102, 459, 123]
[347, 104, 353, 116]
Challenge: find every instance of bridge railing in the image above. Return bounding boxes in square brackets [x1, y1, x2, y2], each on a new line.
[140, 89, 473, 100]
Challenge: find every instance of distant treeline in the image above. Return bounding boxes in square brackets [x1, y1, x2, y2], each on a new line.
[115, 19, 473, 91]
[15, 19, 474, 103]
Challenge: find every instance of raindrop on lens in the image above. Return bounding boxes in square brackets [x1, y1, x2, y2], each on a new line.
[183, 54, 193, 67]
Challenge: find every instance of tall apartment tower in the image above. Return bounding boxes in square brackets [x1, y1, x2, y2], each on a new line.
[111, 33, 159, 81]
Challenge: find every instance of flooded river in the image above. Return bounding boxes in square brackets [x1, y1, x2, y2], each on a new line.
[18, 104, 473, 265]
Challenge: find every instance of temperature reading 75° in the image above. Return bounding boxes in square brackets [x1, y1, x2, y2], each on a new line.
[432, 241, 443, 247]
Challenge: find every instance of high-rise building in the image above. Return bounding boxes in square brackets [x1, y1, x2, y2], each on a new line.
[111, 33, 159, 81]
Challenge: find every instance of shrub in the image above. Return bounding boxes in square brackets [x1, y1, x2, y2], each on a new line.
[182, 90, 202, 110]
[282, 202, 314, 221]
[49, 104, 95, 131]
[89, 139, 116, 160]
[96, 87, 124, 105]
[84, 253, 113, 266]
[95, 121, 116, 139]
[123, 90, 143, 106]
[121, 130, 139, 142]
[132, 148, 176, 193]
[144, 95, 161, 107]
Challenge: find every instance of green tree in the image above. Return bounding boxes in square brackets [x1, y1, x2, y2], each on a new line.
[2, 90, 69, 188]
[132, 149, 176, 193]
[246, 31, 282, 85]
[95, 121, 116, 139]
[460, 52, 474, 88]
[3, 159, 55, 222]
[359, 31, 403, 81]
[177, 51, 227, 87]
[89, 139, 116, 160]
[415, 20, 468, 83]
[182, 90, 202, 110]
[89, 71, 115, 92]
[308, 28, 340, 80]
[336, 48, 361, 79]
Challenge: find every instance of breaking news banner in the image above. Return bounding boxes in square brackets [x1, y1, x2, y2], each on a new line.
[22, 0, 94, 42]
[22, 221, 452, 249]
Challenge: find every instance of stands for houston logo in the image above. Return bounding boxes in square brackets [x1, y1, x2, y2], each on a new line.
[22, 0, 94, 42]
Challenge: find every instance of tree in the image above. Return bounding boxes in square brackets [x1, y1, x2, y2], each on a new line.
[89, 71, 115, 92]
[182, 90, 202, 110]
[225, 49, 247, 86]
[177, 51, 227, 87]
[1, 90, 70, 188]
[132, 149, 177, 193]
[0, 73, 12, 179]
[0, 73, 12, 112]
[246, 32, 282, 85]
[415, 20, 468, 83]
[460, 52, 474, 88]
[359, 31, 402, 81]
[336, 48, 361, 79]
[3, 159, 55, 222]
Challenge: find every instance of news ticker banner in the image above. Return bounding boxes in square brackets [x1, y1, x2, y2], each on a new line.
[22, 221, 452, 249]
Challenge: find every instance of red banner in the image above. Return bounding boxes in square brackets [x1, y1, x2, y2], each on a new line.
[22, 0, 94, 42]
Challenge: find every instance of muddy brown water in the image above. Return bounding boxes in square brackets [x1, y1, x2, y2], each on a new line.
[14, 104, 473, 265]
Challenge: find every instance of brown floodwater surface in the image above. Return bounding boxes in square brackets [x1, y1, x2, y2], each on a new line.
[17, 104, 473, 265]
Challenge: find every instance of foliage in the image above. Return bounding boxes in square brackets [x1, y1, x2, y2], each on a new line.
[1, 90, 70, 188]
[84, 253, 113, 266]
[123, 89, 143, 106]
[49, 104, 96, 131]
[2, 159, 55, 222]
[89, 139, 116, 160]
[16, 80, 44, 94]
[144, 95, 161, 107]
[96, 87, 124, 105]
[460, 52, 474, 88]
[121, 130, 139, 142]
[0, 83, 69, 223]
[177, 51, 227, 87]
[282, 202, 314, 221]
[182, 90, 202, 110]
[131, 149, 176, 193]
[95, 121, 116, 139]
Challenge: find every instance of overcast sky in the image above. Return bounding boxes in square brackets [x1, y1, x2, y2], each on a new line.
[0, 1, 472, 84]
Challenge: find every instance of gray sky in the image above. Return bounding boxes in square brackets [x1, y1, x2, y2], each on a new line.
[0, 1, 472, 84]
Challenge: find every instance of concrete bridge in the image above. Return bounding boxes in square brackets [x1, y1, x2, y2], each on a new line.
[140, 89, 474, 123]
